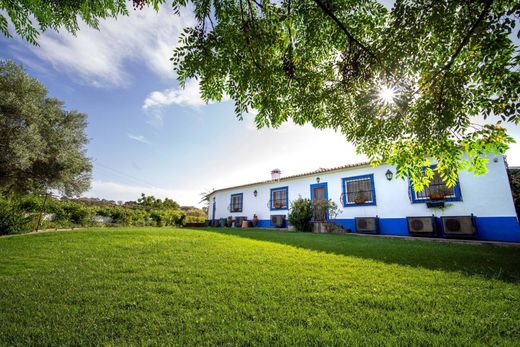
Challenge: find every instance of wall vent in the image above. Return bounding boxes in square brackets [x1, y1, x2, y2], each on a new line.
[355, 217, 379, 234]
[441, 215, 477, 238]
[270, 215, 286, 228]
[407, 216, 437, 237]
[234, 216, 247, 228]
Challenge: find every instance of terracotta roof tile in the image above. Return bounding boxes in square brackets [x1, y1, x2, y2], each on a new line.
[210, 161, 371, 194]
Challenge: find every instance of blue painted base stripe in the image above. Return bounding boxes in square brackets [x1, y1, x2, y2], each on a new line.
[215, 216, 520, 242]
[253, 219, 287, 228]
[474, 217, 520, 242]
[333, 217, 520, 242]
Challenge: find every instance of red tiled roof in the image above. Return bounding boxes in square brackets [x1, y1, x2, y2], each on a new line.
[210, 161, 371, 194]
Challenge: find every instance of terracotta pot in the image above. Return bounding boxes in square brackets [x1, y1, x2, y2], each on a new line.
[274, 202, 282, 209]
[252, 215, 259, 227]
[241, 220, 249, 228]
[354, 198, 366, 204]
[429, 193, 445, 200]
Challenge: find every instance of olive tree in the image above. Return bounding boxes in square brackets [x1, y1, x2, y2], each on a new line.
[0, 60, 92, 196]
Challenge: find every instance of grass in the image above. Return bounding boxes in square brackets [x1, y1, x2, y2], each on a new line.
[0, 227, 519, 345]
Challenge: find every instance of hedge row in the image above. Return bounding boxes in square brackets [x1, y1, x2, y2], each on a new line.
[0, 195, 203, 235]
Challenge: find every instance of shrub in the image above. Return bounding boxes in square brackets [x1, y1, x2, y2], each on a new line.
[110, 208, 132, 226]
[65, 203, 92, 226]
[313, 199, 342, 220]
[17, 194, 44, 212]
[150, 209, 185, 227]
[0, 199, 32, 235]
[288, 197, 313, 232]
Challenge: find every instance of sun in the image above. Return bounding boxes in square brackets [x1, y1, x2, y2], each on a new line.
[379, 85, 397, 104]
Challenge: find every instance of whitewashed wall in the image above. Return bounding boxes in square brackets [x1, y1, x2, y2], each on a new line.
[208, 155, 516, 221]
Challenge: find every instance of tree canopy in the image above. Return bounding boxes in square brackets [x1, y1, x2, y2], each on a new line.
[2, 0, 519, 188]
[0, 60, 92, 196]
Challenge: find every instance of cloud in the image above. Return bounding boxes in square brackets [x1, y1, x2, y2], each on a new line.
[127, 133, 150, 144]
[17, 2, 196, 87]
[142, 78, 232, 126]
[83, 180, 202, 207]
[142, 78, 206, 109]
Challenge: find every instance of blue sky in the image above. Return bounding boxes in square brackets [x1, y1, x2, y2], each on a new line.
[1, 3, 519, 206]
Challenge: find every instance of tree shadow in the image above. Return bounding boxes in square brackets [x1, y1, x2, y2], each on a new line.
[202, 228, 520, 283]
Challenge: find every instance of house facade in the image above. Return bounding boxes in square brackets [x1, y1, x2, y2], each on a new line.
[207, 155, 520, 242]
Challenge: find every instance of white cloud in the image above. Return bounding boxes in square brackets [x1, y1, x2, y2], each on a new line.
[141, 78, 226, 127]
[83, 180, 202, 207]
[127, 133, 150, 144]
[142, 78, 206, 109]
[18, 2, 196, 87]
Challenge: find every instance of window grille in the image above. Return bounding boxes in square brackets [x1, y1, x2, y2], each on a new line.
[271, 187, 288, 210]
[415, 171, 455, 200]
[230, 194, 243, 212]
[342, 174, 376, 206]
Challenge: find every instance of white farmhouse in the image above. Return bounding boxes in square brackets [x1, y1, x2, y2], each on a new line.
[207, 155, 519, 242]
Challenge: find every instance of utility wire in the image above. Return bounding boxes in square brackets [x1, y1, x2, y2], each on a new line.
[95, 161, 160, 189]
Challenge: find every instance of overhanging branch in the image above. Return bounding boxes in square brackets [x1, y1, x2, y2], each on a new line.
[313, 0, 388, 75]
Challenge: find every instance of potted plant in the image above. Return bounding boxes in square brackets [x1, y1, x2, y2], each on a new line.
[354, 193, 366, 204]
[252, 214, 259, 227]
[274, 201, 282, 209]
[429, 187, 449, 200]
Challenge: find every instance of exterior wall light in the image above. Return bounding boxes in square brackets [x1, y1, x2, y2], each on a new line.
[385, 169, 393, 181]
[316, 177, 320, 183]
[253, 190, 258, 197]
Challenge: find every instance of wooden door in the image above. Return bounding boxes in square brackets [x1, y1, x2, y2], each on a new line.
[313, 186, 326, 221]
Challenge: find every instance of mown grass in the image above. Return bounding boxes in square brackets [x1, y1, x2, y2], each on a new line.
[0, 227, 519, 345]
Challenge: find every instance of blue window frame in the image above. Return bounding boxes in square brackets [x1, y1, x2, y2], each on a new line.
[270, 186, 288, 210]
[230, 193, 243, 212]
[342, 174, 376, 207]
[409, 165, 462, 203]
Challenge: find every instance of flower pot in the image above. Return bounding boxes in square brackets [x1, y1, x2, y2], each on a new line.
[274, 203, 282, 209]
[241, 220, 249, 228]
[429, 193, 445, 200]
[252, 215, 259, 227]
[354, 198, 366, 204]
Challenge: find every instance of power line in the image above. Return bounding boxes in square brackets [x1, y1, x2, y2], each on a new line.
[95, 161, 160, 189]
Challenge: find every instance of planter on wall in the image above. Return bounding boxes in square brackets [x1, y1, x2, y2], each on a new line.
[429, 193, 445, 200]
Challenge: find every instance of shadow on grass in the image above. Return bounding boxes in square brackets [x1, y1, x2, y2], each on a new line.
[202, 228, 520, 283]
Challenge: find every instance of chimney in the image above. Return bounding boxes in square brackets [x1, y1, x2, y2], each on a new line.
[271, 168, 281, 181]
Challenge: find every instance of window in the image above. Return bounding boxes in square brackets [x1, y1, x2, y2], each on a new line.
[270, 186, 288, 210]
[410, 167, 462, 203]
[342, 174, 376, 207]
[230, 193, 243, 212]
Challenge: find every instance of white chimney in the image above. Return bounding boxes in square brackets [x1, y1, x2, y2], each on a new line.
[271, 168, 281, 180]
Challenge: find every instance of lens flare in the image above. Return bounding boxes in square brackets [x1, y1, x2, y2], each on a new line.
[379, 85, 397, 104]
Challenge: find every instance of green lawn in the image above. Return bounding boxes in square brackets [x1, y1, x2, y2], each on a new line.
[1, 228, 519, 345]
